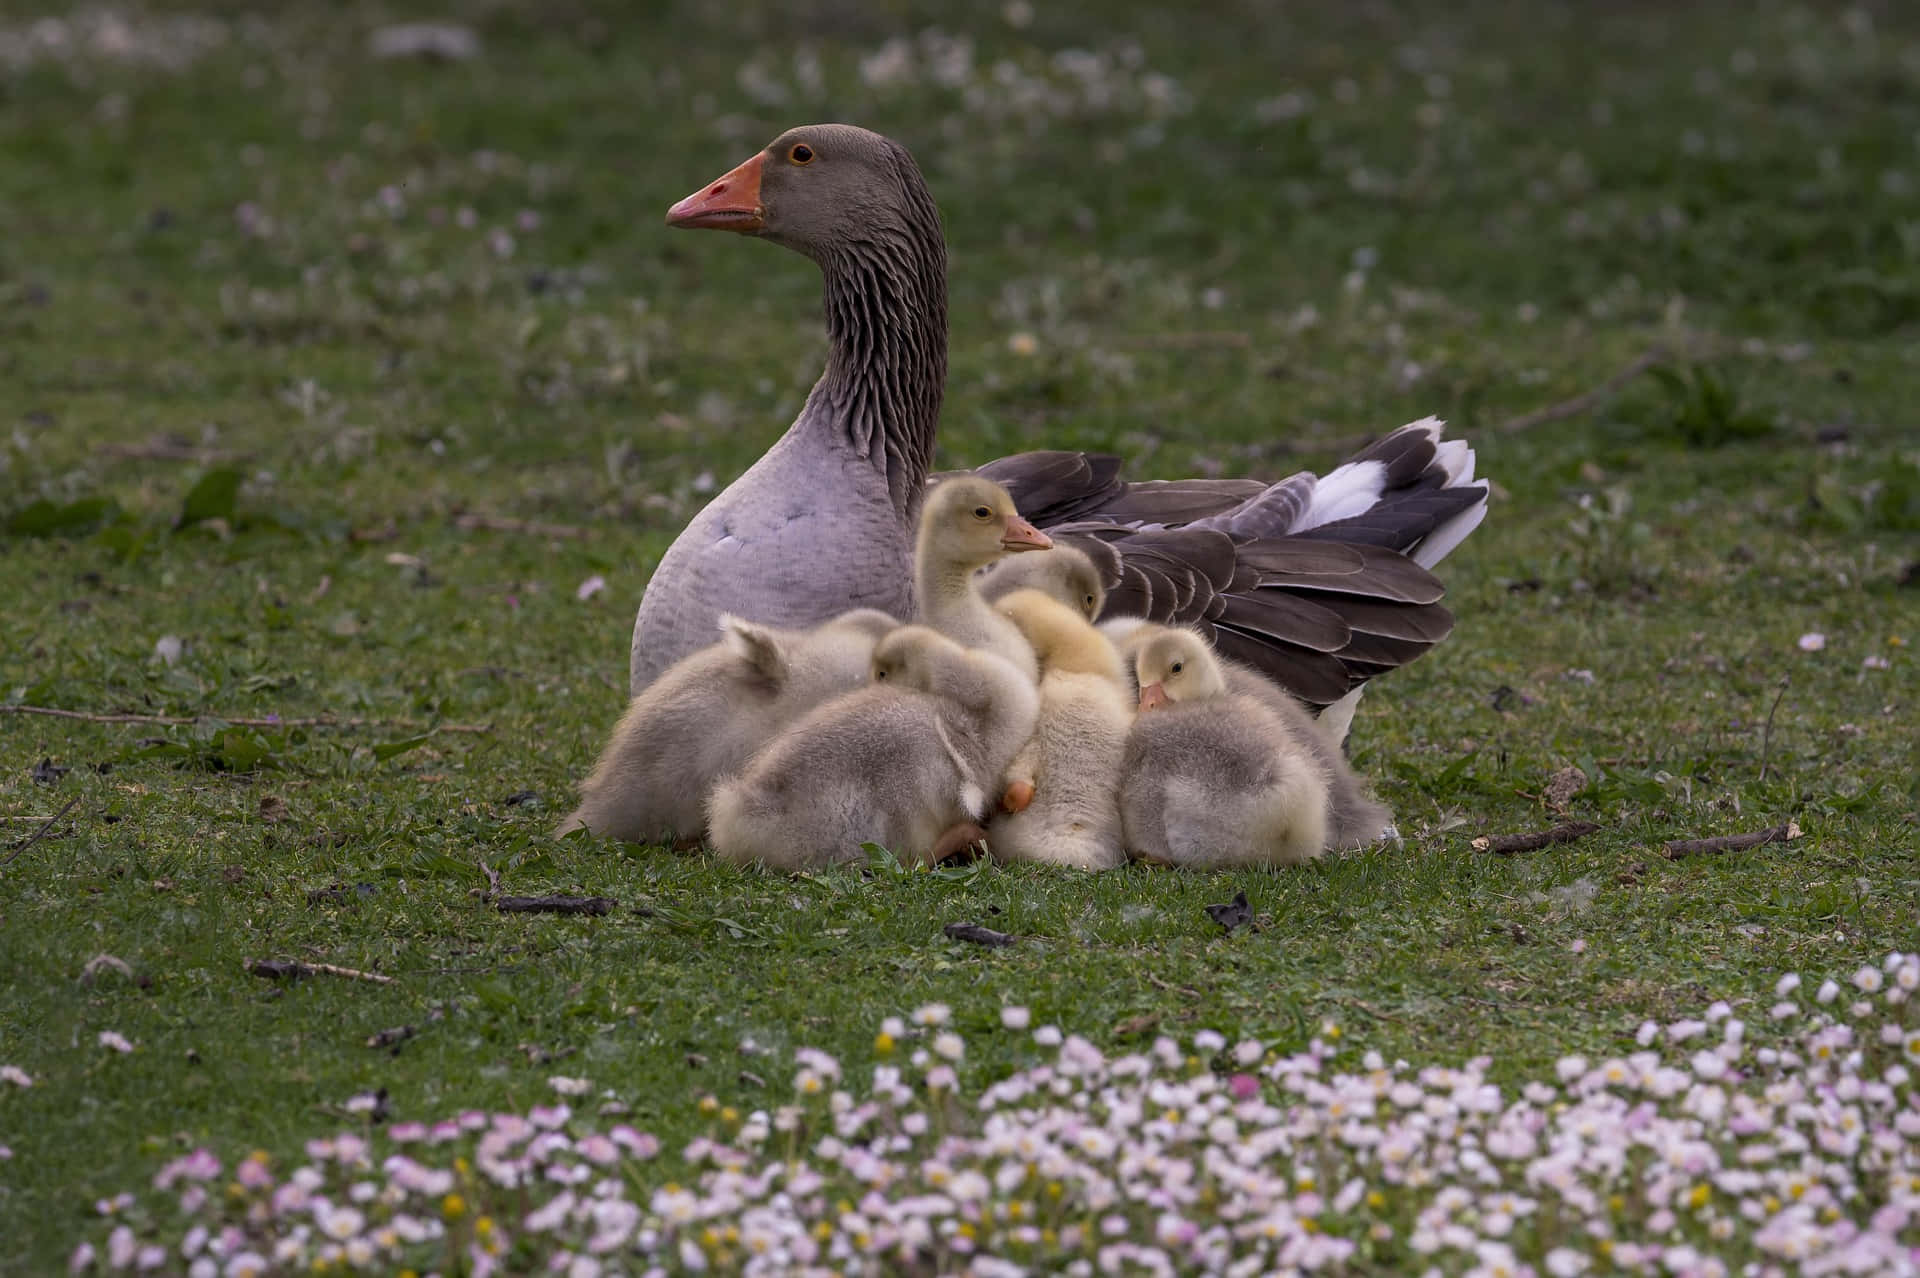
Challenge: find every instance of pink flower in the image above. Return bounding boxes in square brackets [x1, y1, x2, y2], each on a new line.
[1228, 1073, 1260, 1100]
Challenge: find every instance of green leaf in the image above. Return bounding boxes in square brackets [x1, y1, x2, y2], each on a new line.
[210, 729, 283, 772]
[371, 732, 433, 762]
[178, 467, 243, 527]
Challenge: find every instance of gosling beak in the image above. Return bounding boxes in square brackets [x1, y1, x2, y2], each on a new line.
[1000, 516, 1053, 553]
[666, 152, 766, 232]
[1138, 682, 1170, 712]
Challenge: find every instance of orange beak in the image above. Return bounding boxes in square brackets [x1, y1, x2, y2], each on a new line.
[666, 152, 766, 232]
[1000, 516, 1052, 553]
[1139, 682, 1170, 712]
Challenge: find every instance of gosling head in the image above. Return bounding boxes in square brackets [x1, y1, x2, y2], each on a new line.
[1133, 628, 1227, 712]
[982, 545, 1105, 620]
[918, 476, 1051, 572]
[870, 624, 966, 691]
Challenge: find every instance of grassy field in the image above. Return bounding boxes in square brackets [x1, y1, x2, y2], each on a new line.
[2, 0, 1917, 1270]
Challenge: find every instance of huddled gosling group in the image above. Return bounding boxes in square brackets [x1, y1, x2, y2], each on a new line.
[559, 476, 1393, 870]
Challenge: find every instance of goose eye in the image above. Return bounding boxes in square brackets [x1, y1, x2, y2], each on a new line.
[1170, 661, 1184, 675]
[788, 143, 815, 165]
[972, 506, 993, 520]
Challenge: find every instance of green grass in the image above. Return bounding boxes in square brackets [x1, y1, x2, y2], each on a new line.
[2, 0, 1917, 1268]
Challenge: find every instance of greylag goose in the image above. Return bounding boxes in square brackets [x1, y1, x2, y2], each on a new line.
[708, 626, 1039, 870]
[558, 608, 896, 844]
[1121, 627, 1392, 865]
[987, 589, 1132, 871]
[912, 474, 1050, 682]
[632, 124, 1489, 712]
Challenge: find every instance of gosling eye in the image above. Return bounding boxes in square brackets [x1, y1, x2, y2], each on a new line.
[1169, 661, 1184, 676]
[972, 506, 994, 521]
[788, 142, 815, 165]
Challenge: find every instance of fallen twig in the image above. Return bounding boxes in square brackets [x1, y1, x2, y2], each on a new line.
[365, 1025, 417, 1050]
[495, 895, 615, 916]
[1497, 346, 1669, 433]
[247, 959, 395, 985]
[454, 513, 587, 540]
[0, 794, 81, 870]
[1471, 822, 1602, 855]
[943, 922, 1017, 948]
[0, 705, 489, 734]
[1662, 821, 1801, 861]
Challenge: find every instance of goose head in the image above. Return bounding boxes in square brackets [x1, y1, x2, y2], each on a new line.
[1133, 628, 1227, 712]
[667, 123, 938, 262]
[918, 476, 1052, 574]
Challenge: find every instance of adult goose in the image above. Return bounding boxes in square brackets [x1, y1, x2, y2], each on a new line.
[629, 124, 1489, 710]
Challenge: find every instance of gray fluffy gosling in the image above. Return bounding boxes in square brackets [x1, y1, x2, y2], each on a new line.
[557, 609, 897, 844]
[707, 625, 1039, 870]
[1120, 627, 1378, 867]
[1108, 621, 1392, 851]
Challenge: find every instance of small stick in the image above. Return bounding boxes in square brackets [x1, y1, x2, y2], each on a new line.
[0, 705, 489, 734]
[0, 795, 81, 870]
[454, 513, 588, 540]
[1758, 675, 1790, 783]
[1497, 346, 1669, 433]
[495, 895, 615, 916]
[247, 959, 395, 985]
[1471, 822, 1601, 855]
[365, 1025, 417, 1049]
[1662, 822, 1801, 860]
[943, 922, 1017, 948]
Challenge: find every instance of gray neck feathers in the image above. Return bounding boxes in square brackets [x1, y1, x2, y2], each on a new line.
[803, 152, 947, 516]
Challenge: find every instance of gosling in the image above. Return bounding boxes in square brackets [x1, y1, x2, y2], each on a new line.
[707, 626, 1039, 870]
[914, 475, 1051, 681]
[986, 589, 1133, 870]
[1118, 627, 1334, 868]
[556, 609, 897, 844]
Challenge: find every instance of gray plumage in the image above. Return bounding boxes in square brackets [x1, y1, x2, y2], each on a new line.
[707, 626, 1038, 870]
[560, 608, 897, 844]
[986, 590, 1132, 871]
